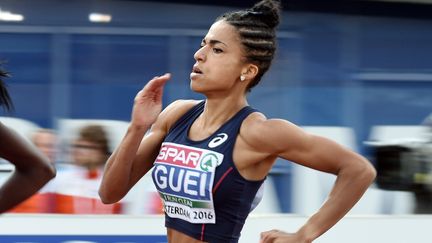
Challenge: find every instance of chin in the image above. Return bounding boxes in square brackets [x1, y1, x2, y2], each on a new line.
[190, 78, 200, 89]
[190, 82, 203, 93]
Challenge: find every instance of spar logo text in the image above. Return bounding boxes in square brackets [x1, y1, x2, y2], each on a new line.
[156, 143, 203, 168]
[152, 143, 219, 201]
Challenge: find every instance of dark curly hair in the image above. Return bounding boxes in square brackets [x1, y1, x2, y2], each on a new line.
[0, 61, 13, 111]
[216, 0, 282, 92]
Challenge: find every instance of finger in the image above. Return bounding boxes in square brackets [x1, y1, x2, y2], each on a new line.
[143, 73, 171, 91]
[260, 230, 278, 243]
[261, 229, 278, 237]
[151, 72, 170, 79]
[151, 73, 171, 84]
[156, 73, 171, 81]
[150, 75, 170, 92]
[154, 83, 166, 101]
[260, 232, 271, 243]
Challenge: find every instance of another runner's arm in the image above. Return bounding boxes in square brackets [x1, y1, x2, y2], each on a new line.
[254, 119, 376, 242]
[0, 122, 56, 213]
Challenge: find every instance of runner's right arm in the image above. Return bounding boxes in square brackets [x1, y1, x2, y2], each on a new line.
[99, 74, 199, 203]
[99, 75, 170, 203]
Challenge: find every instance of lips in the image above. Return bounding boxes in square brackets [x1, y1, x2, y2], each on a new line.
[192, 65, 203, 74]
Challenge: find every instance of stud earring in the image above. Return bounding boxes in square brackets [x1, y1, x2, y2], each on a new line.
[240, 75, 245, 81]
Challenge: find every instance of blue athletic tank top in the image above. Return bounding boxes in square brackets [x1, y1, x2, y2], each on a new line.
[151, 100, 265, 243]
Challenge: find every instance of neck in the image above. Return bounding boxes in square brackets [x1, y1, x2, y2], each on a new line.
[198, 95, 248, 130]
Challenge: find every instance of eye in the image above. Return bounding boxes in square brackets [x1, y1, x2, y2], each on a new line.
[213, 48, 223, 54]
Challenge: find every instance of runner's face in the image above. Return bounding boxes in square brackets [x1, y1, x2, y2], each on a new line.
[191, 20, 246, 94]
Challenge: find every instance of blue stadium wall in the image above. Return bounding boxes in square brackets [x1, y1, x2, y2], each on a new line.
[1, 0, 432, 212]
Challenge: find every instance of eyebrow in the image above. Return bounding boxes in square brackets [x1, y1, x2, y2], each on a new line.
[202, 38, 227, 47]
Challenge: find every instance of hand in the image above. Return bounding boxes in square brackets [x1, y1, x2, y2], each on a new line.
[260, 229, 311, 243]
[131, 73, 171, 128]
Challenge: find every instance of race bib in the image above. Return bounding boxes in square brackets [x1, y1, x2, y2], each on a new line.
[152, 142, 223, 224]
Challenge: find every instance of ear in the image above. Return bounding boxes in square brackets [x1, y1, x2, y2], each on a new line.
[241, 64, 259, 82]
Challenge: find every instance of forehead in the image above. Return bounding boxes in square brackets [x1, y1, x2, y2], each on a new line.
[205, 20, 239, 44]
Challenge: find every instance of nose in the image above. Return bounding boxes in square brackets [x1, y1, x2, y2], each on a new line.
[194, 46, 206, 62]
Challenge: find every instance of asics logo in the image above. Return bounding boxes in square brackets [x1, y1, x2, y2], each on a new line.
[208, 133, 228, 148]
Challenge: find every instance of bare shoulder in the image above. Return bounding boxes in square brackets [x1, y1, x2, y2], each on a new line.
[239, 112, 310, 155]
[155, 99, 202, 132]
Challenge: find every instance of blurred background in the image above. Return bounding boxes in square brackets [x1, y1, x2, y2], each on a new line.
[1, 0, 432, 217]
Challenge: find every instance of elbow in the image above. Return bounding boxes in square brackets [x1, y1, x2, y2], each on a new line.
[363, 160, 377, 184]
[362, 168, 376, 189]
[98, 187, 120, 204]
[368, 163, 377, 182]
[42, 159, 57, 180]
[35, 159, 56, 182]
[46, 163, 57, 180]
[98, 193, 112, 204]
[340, 157, 376, 187]
[354, 159, 377, 186]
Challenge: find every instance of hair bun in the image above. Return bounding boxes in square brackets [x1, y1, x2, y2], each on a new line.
[249, 0, 281, 28]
